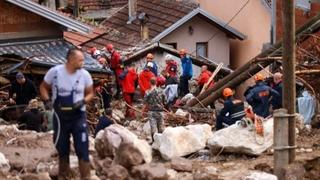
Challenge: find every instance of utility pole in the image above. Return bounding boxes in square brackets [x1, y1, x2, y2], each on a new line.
[73, 0, 79, 17]
[282, 0, 296, 163]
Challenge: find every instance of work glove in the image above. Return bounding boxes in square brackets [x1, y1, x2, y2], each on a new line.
[73, 100, 85, 110]
[44, 100, 53, 110]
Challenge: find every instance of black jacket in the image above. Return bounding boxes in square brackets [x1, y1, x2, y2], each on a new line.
[9, 78, 38, 105]
[18, 109, 44, 132]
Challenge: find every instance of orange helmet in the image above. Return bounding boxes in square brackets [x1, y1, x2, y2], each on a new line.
[254, 73, 265, 81]
[179, 48, 187, 55]
[146, 53, 154, 59]
[106, 44, 113, 51]
[223, 88, 233, 97]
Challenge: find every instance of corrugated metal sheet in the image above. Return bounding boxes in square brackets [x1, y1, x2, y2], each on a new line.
[0, 39, 107, 73]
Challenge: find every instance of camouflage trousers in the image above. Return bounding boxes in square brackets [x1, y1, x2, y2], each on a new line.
[148, 111, 164, 141]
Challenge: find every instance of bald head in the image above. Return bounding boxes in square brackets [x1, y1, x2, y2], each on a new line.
[201, 65, 208, 72]
[274, 72, 283, 84]
[66, 48, 85, 70]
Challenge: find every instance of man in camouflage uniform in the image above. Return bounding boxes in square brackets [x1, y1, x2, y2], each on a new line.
[144, 77, 166, 141]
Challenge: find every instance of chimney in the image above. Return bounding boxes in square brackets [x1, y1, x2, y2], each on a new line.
[73, 0, 79, 17]
[141, 25, 149, 40]
[128, 0, 137, 23]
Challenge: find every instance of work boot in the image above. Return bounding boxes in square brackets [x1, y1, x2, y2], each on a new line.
[58, 157, 72, 180]
[79, 160, 91, 180]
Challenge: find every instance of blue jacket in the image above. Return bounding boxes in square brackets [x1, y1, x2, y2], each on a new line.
[220, 97, 245, 121]
[246, 81, 280, 118]
[271, 82, 282, 109]
[144, 61, 158, 76]
[181, 56, 193, 77]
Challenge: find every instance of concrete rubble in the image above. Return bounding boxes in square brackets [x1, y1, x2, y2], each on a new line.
[95, 124, 152, 163]
[208, 118, 274, 156]
[152, 124, 213, 160]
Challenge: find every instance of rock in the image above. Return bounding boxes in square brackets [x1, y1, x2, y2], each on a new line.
[36, 162, 50, 173]
[132, 163, 169, 180]
[21, 172, 51, 180]
[208, 118, 274, 156]
[170, 157, 192, 172]
[69, 155, 79, 169]
[95, 124, 152, 163]
[153, 124, 213, 160]
[112, 109, 125, 122]
[142, 121, 151, 136]
[106, 165, 130, 180]
[243, 171, 277, 180]
[115, 142, 145, 169]
[193, 165, 219, 180]
[0, 152, 10, 173]
[89, 136, 96, 152]
[284, 163, 305, 180]
[167, 169, 178, 180]
[175, 109, 189, 117]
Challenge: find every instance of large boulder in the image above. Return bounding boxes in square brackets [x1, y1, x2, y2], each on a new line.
[153, 124, 213, 160]
[207, 118, 274, 156]
[243, 171, 277, 180]
[114, 142, 145, 169]
[95, 124, 152, 163]
[0, 152, 10, 173]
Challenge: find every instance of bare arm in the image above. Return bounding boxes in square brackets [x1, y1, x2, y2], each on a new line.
[39, 81, 51, 101]
[84, 85, 94, 104]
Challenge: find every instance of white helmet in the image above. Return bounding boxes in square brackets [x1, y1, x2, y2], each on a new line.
[165, 54, 173, 61]
[147, 62, 154, 68]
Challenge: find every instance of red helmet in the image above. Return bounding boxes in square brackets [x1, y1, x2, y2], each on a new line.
[106, 44, 113, 51]
[223, 88, 233, 97]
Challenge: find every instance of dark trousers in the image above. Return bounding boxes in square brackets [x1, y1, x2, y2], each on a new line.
[179, 75, 191, 97]
[53, 112, 89, 161]
[216, 115, 237, 130]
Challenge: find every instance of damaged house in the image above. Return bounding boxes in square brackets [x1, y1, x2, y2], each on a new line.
[0, 0, 110, 84]
[65, 0, 245, 77]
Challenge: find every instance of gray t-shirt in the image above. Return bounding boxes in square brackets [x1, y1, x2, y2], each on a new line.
[44, 64, 93, 111]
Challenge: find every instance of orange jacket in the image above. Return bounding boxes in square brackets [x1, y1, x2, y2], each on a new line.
[198, 70, 212, 86]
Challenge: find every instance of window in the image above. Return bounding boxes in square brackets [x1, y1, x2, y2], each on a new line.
[296, 0, 311, 11]
[166, 43, 177, 49]
[196, 42, 208, 58]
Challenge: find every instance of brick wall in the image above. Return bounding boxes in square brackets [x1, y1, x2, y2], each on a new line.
[276, 1, 320, 40]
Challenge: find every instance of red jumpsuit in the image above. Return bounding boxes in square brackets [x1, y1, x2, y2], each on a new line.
[138, 69, 155, 97]
[121, 68, 137, 118]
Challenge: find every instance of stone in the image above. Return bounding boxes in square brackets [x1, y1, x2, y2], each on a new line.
[0, 152, 10, 173]
[167, 169, 178, 180]
[284, 163, 305, 180]
[170, 157, 192, 172]
[21, 172, 51, 180]
[112, 109, 125, 122]
[153, 124, 213, 160]
[89, 136, 96, 152]
[106, 165, 130, 180]
[131, 163, 169, 180]
[193, 172, 219, 180]
[142, 121, 151, 136]
[208, 118, 274, 156]
[95, 124, 152, 163]
[243, 171, 277, 180]
[115, 142, 145, 169]
[36, 162, 50, 173]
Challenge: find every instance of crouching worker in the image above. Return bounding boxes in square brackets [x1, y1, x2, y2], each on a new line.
[216, 88, 245, 130]
[144, 77, 166, 142]
[18, 99, 45, 132]
[40, 48, 94, 180]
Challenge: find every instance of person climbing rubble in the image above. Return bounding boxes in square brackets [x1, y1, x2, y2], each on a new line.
[144, 53, 158, 76]
[119, 64, 138, 119]
[144, 77, 166, 142]
[216, 88, 246, 130]
[138, 62, 155, 97]
[179, 48, 193, 97]
[40, 48, 94, 179]
[245, 73, 280, 118]
[93, 79, 112, 116]
[163, 70, 179, 109]
[105, 44, 123, 99]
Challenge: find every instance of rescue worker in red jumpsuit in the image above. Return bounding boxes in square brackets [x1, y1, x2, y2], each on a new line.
[106, 44, 123, 99]
[139, 62, 155, 97]
[119, 65, 138, 119]
[197, 65, 214, 94]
